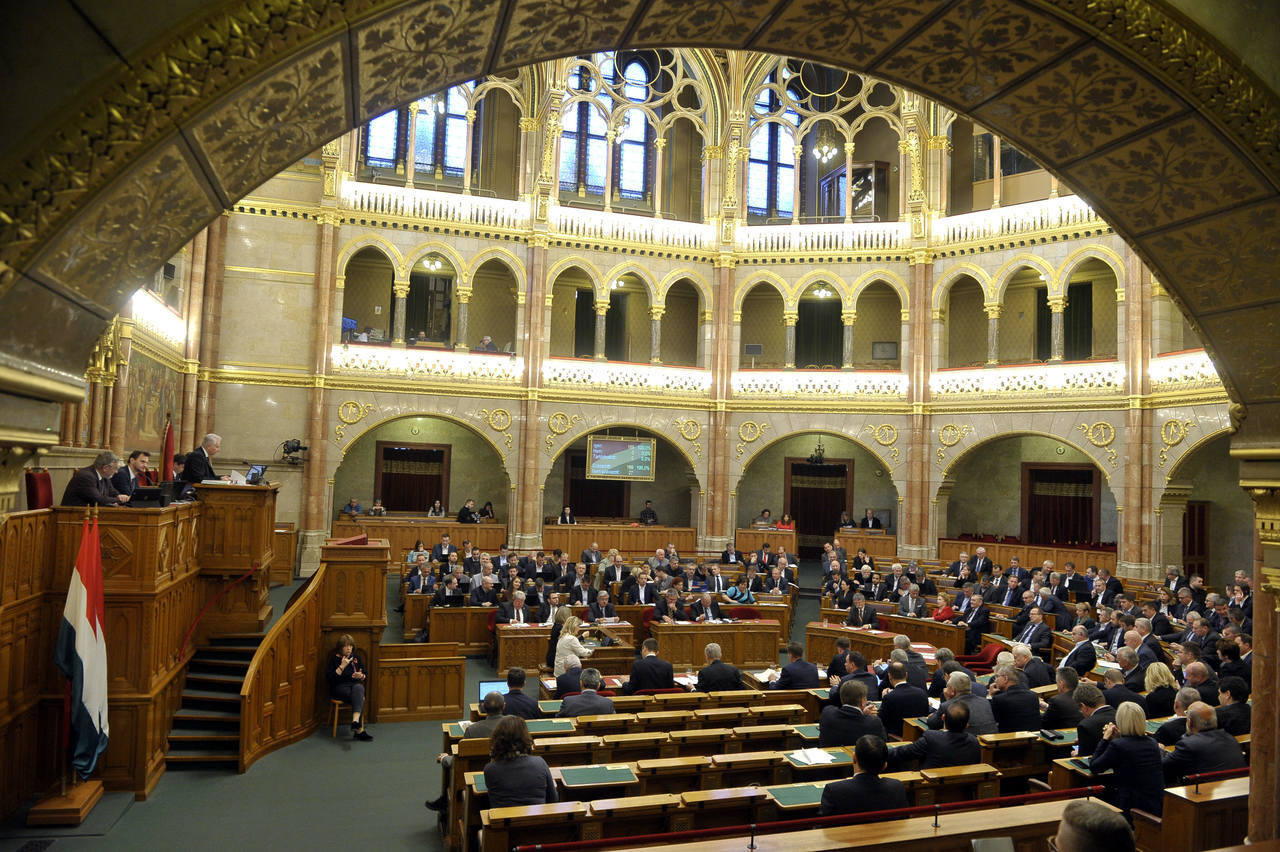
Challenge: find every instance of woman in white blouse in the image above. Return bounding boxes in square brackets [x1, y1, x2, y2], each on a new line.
[553, 614, 592, 676]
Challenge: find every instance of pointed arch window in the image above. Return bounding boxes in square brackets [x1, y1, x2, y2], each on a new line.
[747, 82, 799, 218]
[559, 54, 652, 199]
[361, 82, 478, 176]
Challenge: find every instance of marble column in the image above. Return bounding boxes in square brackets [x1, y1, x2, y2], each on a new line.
[405, 101, 419, 189]
[1048, 296, 1066, 362]
[1156, 487, 1192, 569]
[652, 137, 666, 218]
[463, 109, 476, 195]
[649, 305, 664, 364]
[194, 214, 227, 443]
[841, 311, 856, 369]
[513, 239, 548, 551]
[602, 130, 615, 213]
[985, 305, 1001, 366]
[783, 312, 797, 370]
[392, 280, 409, 344]
[299, 213, 339, 576]
[1243, 484, 1280, 841]
[181, 228, 208, 452]
[904, 259, 935, 558]
[108, 323, 132, 455]
[454, 287, 471, 350]
[843, 142, 856, 223]
[88, 380, 104, 447]
[791, 145, 803, 225]
[990, 134, 1002, 209]
[593, 301, 609, 360]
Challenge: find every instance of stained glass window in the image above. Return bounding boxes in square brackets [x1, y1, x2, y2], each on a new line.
[747, 79, 799, 218]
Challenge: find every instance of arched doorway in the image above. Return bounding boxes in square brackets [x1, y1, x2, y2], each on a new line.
[1160, 433, 1254, 586]
[738, 280, 785, 368]
[332, 414, 510, 520]
[737, 431, 899, 557]
[795, 279, 842, 369]
[543, 426, 698, 526]
[340, 246, 396, 344]
[660, 278, 701, 367]
[944, 275, 987, 368]
[942, 434, 1116, 548]
[853, 279, 904, 370]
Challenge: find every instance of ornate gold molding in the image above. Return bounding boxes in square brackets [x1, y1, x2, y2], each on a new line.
[935, 423, 973, 468]
[1158, 417, 1196, 466]
[1077, 421, 1118, 468]
[334, 400, 375, 440]
[480, 407, 514, 459]
[863, 423, 901, 463]
[672, 417, 703, 459]
[735, 420, 769, 459]
[544, 411, 582, 455]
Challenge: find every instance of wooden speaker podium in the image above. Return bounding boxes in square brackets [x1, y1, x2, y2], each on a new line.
[193, 483, 277, 640]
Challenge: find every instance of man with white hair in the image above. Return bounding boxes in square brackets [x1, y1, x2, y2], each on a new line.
[927, 670, 998, 735]
[1011, 643, 1053, 688]
[1162, 702, 1246, 779]
[1059, 624, 1097, 674]
[897, 583, 926, 617]
[182, 432, 228, 483]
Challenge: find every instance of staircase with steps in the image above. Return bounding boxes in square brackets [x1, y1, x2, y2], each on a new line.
[166, 633, 263, 769]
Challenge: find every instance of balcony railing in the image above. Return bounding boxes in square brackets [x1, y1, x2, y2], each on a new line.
[1148, 349, 1223, 392]
[341, 183, 530, 230]
[929, 360, 1125, 397]
[735, 220, 909, 254]
[541, 358, 711, 395]
[935, 195, 1104, 244]
[551, 206, 717, 251]
[329, 344, 524, 383]
[732, 369, 909, 398]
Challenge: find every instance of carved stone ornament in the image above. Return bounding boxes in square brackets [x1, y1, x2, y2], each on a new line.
[1158, 418, 1196, 466]
[673, 418, 703, 459]
[863, 423, 901, 463]
[334, 400, 375, 440]
[1077, 421, 1118, 467]
[735, 420, 769, 459]
[936, 423, 973, 468]
[544, 411, 582, 454]
[479, 407, 514, 456]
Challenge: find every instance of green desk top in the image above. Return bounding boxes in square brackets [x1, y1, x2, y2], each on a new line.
[528, 719, 574, 734]
[1041, 729, 1078, 746]
[976, 673, 994, 685]
[784, 749, 852, 769]
[809, 688, 832, 699]
[559, 766, 637, 787]
[1066, 757, 1113, 777]
[470, 774, 487, 794]
[1145, 720, 1164, 734]
[766, 783, 826, 809]
[794, 724, 820, 740]
[905, 716, 930, 730]
[539, 700, 562, 713]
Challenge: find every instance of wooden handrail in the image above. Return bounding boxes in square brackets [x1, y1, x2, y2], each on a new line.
[177, 561, 259, 660]
[237, 562, 328, 773]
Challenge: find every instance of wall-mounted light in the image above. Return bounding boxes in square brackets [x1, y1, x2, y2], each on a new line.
[422, 255, 444, 272]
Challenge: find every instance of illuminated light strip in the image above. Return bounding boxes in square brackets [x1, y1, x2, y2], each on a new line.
[542, 358, 712, 394]
[329, 344, 524, 383]
[130, 289, 186, 346]
[731, 370, 909, 397]
[929, 362, 1125, 396]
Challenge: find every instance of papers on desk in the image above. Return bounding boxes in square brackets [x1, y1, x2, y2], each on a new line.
[816, 668, 827, 680]
[675, 675, 698, 689]
[457, 719, 473, 733]
[754, 668, 778, 683]
[789, 748, 836, 766]
[928, 697, 941, 710]
[1095, 660, 1121, 670]
[542, 678, 557, 691]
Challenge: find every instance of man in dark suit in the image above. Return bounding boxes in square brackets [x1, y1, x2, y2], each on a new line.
[890, 701, 980, 770]
[947, 550, 972, 577]
[818, 679, 886, 747]
[430, 534, 458, 565]
[897, 584, 927, 617]
[928, 671, 998, 735]
[845, 594, 876, 627]
[61, 451, 132, 507]
[1154, 687, 1200, 746]
[1164, 566, 1190, 594]
[655, 589, 686, 623]
[496, 590, 532, 624]
[828, 651, 883, 702]
[110, 449, 150, 497]
[468, 576, 499, 607]
[556, 669, 615, 717]
[989, 663, 1041, 733]
[621, 639, 675, 694]
[703, 564, 729, 594]
[695, 642, 743, 692]
[878, 662, 930, 740]
[1162, 702, 1246, 780]
[588, 591, 616, 623]
[769, 643, 819, 690]
[1074, 682, 1116, 757]
[1013, 645, 1053, 688]
[1114, 646, 1147, 692]
[501, 668, 541, 719]
[969, 547, 992, 577]
[865, 576, 890, 602]
[626, 574, 656, 606]
[1040, 668, 1083, 729]
[858, 508, 882, 529]
[181, 433, 226, 484]
[1032, 586, 1070, 630]
[989, 575, 1023, 608]
[1011, 607, 1053, 650]
[555, 658, 582, 698]
[1101, 668, 1148, 714]
[958, 594, 991, 653]
[1059, 625, 1098, 675]
[580, 542, 603, 566]
[1214, 677, 1251, 735]
[818, 735, 908, 817]
[1141, 603, 1173, 642]
[689, 592, 724, 622]
[719, 544, 740, 565]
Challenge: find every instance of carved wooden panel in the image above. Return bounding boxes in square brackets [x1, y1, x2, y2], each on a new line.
[542, 525, 696, 560]
[332, 518, 507, 556]
[375, 654, 465, 721]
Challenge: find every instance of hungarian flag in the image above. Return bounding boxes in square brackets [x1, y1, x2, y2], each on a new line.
[54, 518, 110, 779]
[161, 416, 175, 482]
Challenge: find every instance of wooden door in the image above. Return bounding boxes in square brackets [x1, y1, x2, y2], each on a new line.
[1182, 500, 1209, 577]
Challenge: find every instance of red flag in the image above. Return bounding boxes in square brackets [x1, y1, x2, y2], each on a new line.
[54, 518, 109, 778]
[161, 416, 175, 482]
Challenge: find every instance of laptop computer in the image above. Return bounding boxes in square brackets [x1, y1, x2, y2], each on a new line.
[478, 680, 511, 702]
[246, 464, 267, 485]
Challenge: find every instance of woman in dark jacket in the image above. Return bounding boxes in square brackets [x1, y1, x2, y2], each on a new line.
[1143, 662, 1178, 719]
[483, 716, 557, 808]
[325, 633, 373, 741]
[1088, 702, 1164, 821]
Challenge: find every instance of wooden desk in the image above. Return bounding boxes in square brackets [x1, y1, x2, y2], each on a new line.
[613, 799, 1103, 852]
[496, 624, 551, 671]
[333, 516, 507, 555]
[402, 591, 431, 639]
[649, 620, 781, 669]
[834, 529, 898, 561]
[429, 605, 495, 654]
[805, 622, 897, 667]
[735, 528, 797, 557]
[1156, 776, 1249, 852]
[937, 538, 1118, 578]
[541, 524, 696, 560]
[880, 614, 966, 653]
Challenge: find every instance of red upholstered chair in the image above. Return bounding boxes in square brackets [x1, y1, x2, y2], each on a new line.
[956, 642, 1003, 674]
[727, 606, 760, 620]
[640, 608, 657, 638]
[486, 609, 500, 666]
[595, 690, 616, 697]
[24, 469, 52, 510]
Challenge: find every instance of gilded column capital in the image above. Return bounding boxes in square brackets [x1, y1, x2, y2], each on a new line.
[984, 304, 1003, 319]
[841, 311, 857, 326]
[519, 117, 539, 133]
[465, 109, 476, 125]
[844, 142, 856, 156]
[654, 137, 667, 151]
[392, 282, 410, 299]
[928, 135, 952, 152]
[456, 288, 472, 305]
[407, 101, 420, 117]
[649, 306, 666, 321]
[782, 312, 798, 327]
[594, 302, 610, 316]
[701, 145, 722, 161]
[1047, 296, 1068, 313]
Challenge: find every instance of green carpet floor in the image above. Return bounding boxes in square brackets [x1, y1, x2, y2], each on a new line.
[4, 564, 823, 851]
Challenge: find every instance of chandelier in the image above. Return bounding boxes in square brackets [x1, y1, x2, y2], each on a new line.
[422, 255, 444, 272]
[812, 125, 839, 165]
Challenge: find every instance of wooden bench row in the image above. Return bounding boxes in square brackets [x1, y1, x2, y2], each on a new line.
[461, 688, 826, 724]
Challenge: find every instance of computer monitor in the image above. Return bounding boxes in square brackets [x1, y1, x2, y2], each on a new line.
[246, 464, 267, 485]
[130, 486, 164, 506]
[478, 680, 511, 702]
